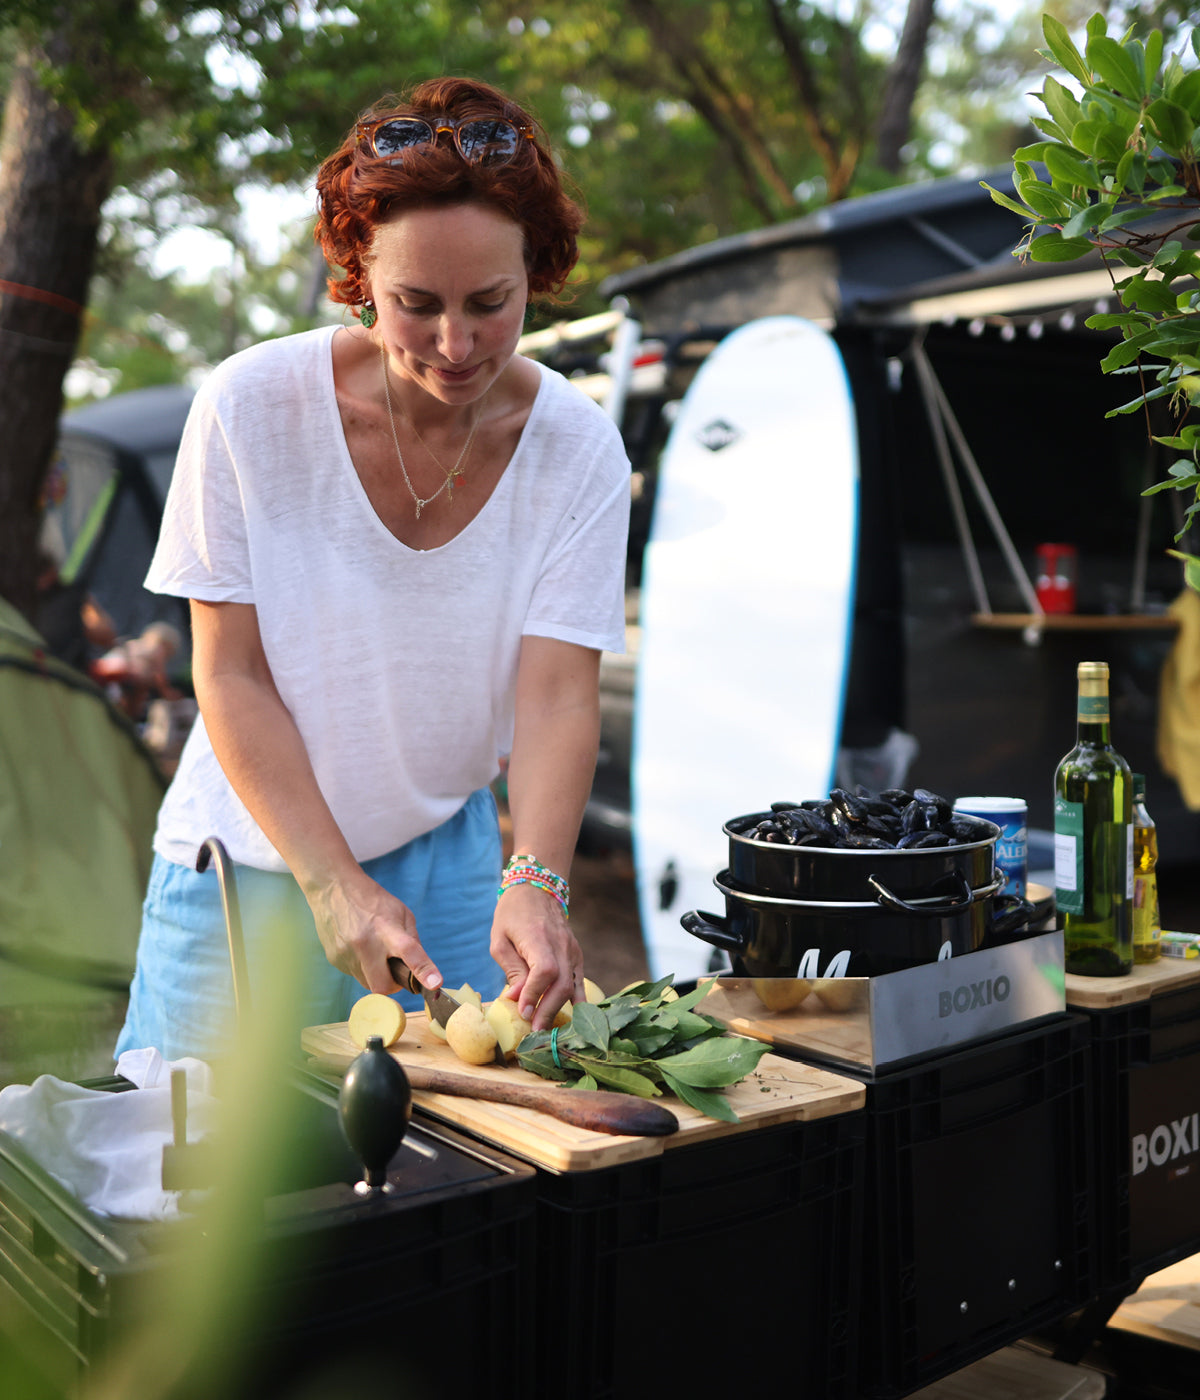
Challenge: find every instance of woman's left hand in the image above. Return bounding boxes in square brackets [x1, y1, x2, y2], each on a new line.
[490, 882, 583, 1029]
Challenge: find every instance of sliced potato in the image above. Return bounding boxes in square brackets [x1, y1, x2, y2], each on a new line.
[348, 993, 406, 1049]
[454, 982, 483, 1010]
[583, 977, 605, 1003]
[484, 997, 533, 1058]
[445, 1002, 501, 1065]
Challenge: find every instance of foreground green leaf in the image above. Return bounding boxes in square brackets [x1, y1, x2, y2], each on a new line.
[657, 1035, 771, 1088]
[660, 1070, 741, 1124]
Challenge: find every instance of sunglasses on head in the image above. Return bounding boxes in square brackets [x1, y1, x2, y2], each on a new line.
[355, 113, 535, 165]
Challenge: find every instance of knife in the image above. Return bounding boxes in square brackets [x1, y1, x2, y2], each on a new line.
[387, 956, 506, 1063]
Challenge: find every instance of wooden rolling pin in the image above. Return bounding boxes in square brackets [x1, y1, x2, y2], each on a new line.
[309, 1054, 679, 1138]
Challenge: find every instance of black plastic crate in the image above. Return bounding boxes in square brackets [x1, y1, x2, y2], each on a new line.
[0, 1070, 536, 1398]
[1074, 979, 1200, 1293]
[529, 1111, 866, 1400]
[849, 1015, 1095, 1398]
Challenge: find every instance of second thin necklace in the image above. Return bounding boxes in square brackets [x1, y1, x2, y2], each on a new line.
[380, 343, 487, 520]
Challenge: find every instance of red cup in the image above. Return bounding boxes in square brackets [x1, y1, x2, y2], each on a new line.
[1035, 543, 1077, 614]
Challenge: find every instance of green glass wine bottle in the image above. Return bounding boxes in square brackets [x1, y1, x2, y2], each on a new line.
[1054, 661, 1133, 975]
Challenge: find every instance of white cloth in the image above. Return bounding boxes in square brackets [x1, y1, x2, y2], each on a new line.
[0, 1050, 218, 1220]
[145, 326, 631, 871]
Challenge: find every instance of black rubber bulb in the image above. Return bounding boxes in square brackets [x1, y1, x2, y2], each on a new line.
[337, 1035, 413, 1192]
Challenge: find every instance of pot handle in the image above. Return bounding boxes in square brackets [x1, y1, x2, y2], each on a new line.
[988, 894, 1035, 938]
[868, 869, 1003, 917]
[679, 910, 745, 956]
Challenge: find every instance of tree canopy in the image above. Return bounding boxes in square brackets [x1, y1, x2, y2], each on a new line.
[0, 0, 1166, 615]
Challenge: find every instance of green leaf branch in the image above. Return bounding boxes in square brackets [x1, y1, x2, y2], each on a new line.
[515, 977, 771, 1124]
[983, 13, 1200, 572]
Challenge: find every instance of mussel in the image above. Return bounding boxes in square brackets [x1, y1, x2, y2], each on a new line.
[745, 786, 983, 852]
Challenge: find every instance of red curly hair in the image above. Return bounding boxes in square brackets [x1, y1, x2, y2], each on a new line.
[315, 77, 583, 314]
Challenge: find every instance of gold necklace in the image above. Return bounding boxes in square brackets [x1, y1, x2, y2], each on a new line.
[380, 344, 486, 519]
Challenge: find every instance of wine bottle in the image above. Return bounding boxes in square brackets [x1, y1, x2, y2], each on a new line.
[1054, 661, 1133, 976]
[1132, 772, 1161, 964]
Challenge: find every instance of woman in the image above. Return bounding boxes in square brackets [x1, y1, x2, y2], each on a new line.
[115, 77, 630, 1062]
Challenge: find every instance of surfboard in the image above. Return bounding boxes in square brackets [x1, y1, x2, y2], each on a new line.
[631, 316, 860, 982]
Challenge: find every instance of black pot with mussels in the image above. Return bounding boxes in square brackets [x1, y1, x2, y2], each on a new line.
[725, 787, 1001, 903]
[685, 786, 1034, 978]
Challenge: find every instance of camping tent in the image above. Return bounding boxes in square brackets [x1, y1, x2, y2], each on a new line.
[37, 384, 194, 669]
[0, 598, 165, 991]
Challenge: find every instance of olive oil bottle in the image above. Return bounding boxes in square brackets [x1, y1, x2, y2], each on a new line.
[1132, 773, 1161, 963]
[1054, 661, 1133, 975]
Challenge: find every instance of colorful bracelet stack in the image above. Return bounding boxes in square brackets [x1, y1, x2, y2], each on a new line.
[498, 852, 570, 918]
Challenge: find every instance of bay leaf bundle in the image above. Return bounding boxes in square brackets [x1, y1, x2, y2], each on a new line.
[516, 977, 769, 1123]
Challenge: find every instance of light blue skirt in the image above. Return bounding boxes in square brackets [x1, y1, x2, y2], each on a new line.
[115, 788, 504, 1063]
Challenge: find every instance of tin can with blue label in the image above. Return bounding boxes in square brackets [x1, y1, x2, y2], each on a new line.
[953, 796, 1028, 899]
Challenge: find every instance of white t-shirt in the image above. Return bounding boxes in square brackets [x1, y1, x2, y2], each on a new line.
[146, 326, 630, 872]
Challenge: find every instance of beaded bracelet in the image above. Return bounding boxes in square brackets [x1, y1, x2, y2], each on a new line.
[497, 852, 570, 918]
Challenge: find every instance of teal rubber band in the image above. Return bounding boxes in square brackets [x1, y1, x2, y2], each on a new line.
[550, 1026, 562, 1069]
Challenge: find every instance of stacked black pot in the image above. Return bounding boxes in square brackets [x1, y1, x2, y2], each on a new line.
[682, 789, 1032, 979]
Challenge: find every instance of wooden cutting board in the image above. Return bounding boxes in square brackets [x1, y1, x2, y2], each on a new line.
[1065, 952, 1200, 1008]
[301, 1014, 865, 1173]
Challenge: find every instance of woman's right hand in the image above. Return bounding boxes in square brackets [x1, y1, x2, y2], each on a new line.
[306, 869, 443, 995]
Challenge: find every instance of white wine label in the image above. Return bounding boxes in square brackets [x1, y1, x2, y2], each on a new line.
[1054, 796, 1084, 915]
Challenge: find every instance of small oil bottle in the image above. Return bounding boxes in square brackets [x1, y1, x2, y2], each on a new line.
[1132, 773, 1161, 964]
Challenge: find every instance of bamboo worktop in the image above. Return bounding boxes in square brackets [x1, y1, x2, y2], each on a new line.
[1065, 950, 1200, 1008]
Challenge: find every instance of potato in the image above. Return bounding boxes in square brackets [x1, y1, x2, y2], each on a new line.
[752, 978, 813, 1012]
[444, 1002, 501, 1065]
[484, 997, 533, 1058]
[348, 993, 406, 1049]
[812, 980, 866, 1013]
[583, 978, 605, 1003]
[426, 983, 482, 1041]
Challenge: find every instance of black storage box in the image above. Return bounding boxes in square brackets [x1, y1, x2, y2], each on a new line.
[844, 1014, 1096, 1398]
[1071, 976, 1200, 1293]
[529, 1111, 866, 1400]
[0, 1069, 536, 1398]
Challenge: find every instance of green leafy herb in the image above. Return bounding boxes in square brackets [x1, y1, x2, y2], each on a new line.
[515, 977, 770, 1122]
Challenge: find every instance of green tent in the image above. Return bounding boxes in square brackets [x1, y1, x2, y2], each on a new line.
[0, 600, 165, 1080]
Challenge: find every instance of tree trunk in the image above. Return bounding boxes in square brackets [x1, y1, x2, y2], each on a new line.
[0, 36, 115, 621]
[876, 0, 937, 174]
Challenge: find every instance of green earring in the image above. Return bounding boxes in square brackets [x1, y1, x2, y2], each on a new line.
[360, 303, 377, 329]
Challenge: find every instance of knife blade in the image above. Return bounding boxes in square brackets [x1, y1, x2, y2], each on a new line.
[387, 956, 506, 1062]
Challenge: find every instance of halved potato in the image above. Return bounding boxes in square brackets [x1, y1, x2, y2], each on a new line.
[484, 997, 533, 1058]
[348, 993, 406, 1049]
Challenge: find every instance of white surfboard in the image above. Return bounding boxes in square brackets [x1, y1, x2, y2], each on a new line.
[632, 316, 859, 982]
